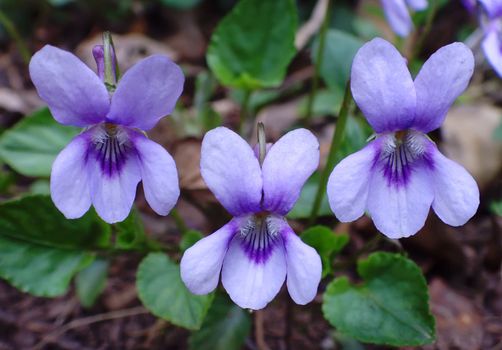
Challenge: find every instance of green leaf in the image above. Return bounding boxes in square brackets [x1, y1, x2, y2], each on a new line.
[314, 29, 364, 92]
[494, 119, 502, 140]
[288, 172, 331, 219]
[137, 253, 214, 329]
[114, 208, 147, 250]
[160, 0, 202, 9]
[207, 0, 297, 89]
[322, 252, 435, 346]
[180, 230, 203, 252]
[0, 235, 93, 297]
[490, 198, 502, 216]
[301, 226, 349, 277]
[76, 258, 109, 308]
[189, 293, 251, 350]
[0, 108, 79, 177]
[298, 89, 344, 119]
[336, 116, 373, 163]
[0, 195, 111, 249]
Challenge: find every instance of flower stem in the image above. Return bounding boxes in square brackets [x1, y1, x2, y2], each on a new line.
[308, 80, 352, 226]
[304, 0, 332, 124]
[239, 89, 252, 136]
[411, 0, 438, 60]
[170, 208, 188, 234]
[0, 9, 30, 65]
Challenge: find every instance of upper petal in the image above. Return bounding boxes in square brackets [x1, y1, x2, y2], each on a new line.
[413, 43, 474, 133]
[29, 45, 109, 127]
[381, 0, 414, 37]
[430, 147, 479, 226]
[351, 38, 416, 133]
[406, 0, 428, 11]
[482, 28, 502, 78]
[479, 0, 502, 18]
[180, 219, 239, 295]
[50, 132, 92, 218]
[200, 127, 263, 216]
[367, 143, 434, 239]
[282, 224, 322, 305]
[221, 229, 287, 310]
[262, 129, 319, 215]
[327, 140, 379, 222]
[130, 132, 179, 216]
[107, 55, 184, 130]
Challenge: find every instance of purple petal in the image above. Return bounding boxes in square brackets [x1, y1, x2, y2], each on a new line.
[50, 132, 91, 219]
[107, 55, 184, 130]
[282, 224, 322, 305]
[367, 151, 434, 239]
[414, 43, 474, 132]
[221, 224, 287, 310]
[381, 0, 414, 37]
[479, 0, 502, 18]
[130, 132, 179, 216]
[430, 147, 479, 226]
[87, 134, 141, 224]
[180, 220, 239, 295]
[406, 0, 427, 11]
[327, 140, 379, 222]
[482, 28, 502, 78]
[29, 45, 109, 127]
[200, 127, 263, 216]
[262, 129, 319, 215]
[351, 38, 416, 133]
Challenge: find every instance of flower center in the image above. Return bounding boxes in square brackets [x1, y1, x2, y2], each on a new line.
[238, 214, 282, 264]
[90, 124, 132, 177]
[378, 130, 428, 187]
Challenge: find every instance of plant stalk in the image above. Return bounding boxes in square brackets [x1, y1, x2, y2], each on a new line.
[0, 9, 30, 65]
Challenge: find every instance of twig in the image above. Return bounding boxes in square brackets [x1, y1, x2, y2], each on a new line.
[33, 306, 149, 350]
[295, 0, 329, 50]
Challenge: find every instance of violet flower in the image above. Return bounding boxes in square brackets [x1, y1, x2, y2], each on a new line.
[479, 0, 502, 76]
[327, 38, 479, 239]
[180, 127, 322, 310]
[29, 44, 184, 223]
[381, 0, 428, 37]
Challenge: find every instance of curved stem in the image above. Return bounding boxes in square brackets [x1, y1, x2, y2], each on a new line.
[308, 80, 352, 225]
[239, 89, 252, 136]
[0, 9, 30, 65]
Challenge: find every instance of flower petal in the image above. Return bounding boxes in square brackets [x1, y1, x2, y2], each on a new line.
[282, 224, 322, 305]
[482, 28, 502, 78]
[327, 140, 379, 222]
[29, 45, 109, 127]
[351, 38, 416, 133]
[430, 147, 479, 226]
[221, 230, 286, 310]
[406, 0, 428, 11]
[367, 156, 434, 239]
[130, 132, 179, 216]
[413, 43, 474, 132]
[88, 142, 141, 224]
[107, 55, 184, 130]
[262, 129, 319, 215]
[381, 0, 413, 37]
[180, 220, 239, 295]
[201, 127, 263, 216]
[479, 0, 502, 18]
[50, 132, 91, 219]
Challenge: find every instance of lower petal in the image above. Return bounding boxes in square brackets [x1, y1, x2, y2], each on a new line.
[282, 225, 322, 305]
[180, 219, 239, 295]
[482, 28, 502, 77]
[327, 141, 378, 222]
[430, 147, 479, 226]
[367, 158, 434, 239]
[221, 228, 287, 310]
[131, 132, 180, 216]
[381, 0, 413, 37]
[50, 133, 91, 219]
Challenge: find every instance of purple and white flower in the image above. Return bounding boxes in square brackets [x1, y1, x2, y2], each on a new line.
[479, 0, 502, 76]
[180, 127, 322, 310]
[381, 0, 428, 37]
[327, 38, 479, 239]
[29, 44, 184, 223]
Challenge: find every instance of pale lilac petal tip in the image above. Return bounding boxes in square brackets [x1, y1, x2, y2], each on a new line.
[107, 55, 184, 130]
[180, 221, 237, 295]
[431, 148, 479, 226]
[29, 45, 109, 127]
[131, 132, 179, 216]
[351, 38, 416, 133]
[282, 226, 322, 305]
[482, 28, 502, 78]
[414, 42, 474, 132]
[201, 127, 263, 216]
[479, 0, 502, 18]
[262, 129, 319, 215]
[50, 132, 91, 219]
[406, 0, 427, 11]
[381, 0, 414, 37]
[221, 231, 287, 310]
[327, 141, 377, 222]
